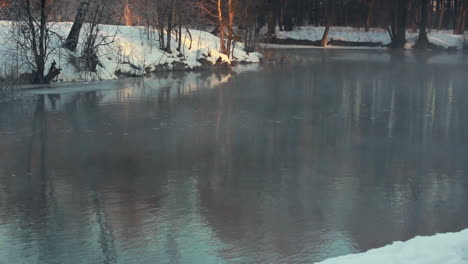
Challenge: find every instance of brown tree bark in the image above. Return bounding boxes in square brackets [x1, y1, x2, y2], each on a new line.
[365, 0, 375, 32]
[217, 0, 227, 54]
[321, 0, 334, 47]
[226, 0, 235, 57]
[454, 0, 468, 34]
[321, 24, 330, 47]
[438, 0, 445, 29]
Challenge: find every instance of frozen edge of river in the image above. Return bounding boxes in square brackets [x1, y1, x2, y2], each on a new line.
[316, 229, 468, 264]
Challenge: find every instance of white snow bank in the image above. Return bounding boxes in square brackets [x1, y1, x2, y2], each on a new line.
[275, 26, 467, 50]
[316, 229, 468, 264]
[0, 21, 262, 82]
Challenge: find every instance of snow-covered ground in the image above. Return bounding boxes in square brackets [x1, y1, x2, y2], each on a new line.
[316, 229, 468, 264]
[0, 21, 262, 82]
[275, 26, 467, 50]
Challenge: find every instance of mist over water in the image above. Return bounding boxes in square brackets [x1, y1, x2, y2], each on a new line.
[1, 49, 468, 264]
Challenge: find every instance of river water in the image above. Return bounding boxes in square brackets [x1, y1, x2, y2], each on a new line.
[1, 49, 468, 264]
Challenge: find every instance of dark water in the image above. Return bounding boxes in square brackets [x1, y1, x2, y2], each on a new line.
[1, 49, 468, 264]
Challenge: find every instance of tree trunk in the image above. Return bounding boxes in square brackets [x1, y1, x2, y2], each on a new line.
[226, 0, 235, 57]
[157, 8, 165, 51]
[391, 0, 409, 48]
[415, 0, 430, 48]
[321, 0, 334, 47]
[321, 24, 330, 47]
[177, 23, 182, 52]
[33, 0, 48, 84]
[283, 0, 294, 31]
[159, 29, 165, 50]
[365, 0, 375, 32]
[438, 0, 445, 29]
[166, 0, 175, 52]
[267, 0, 279, 36]
[64, 0, 91, 51]
[124, 0, 132, 26]
[217, 0, 227, 54]
[454, 0, 468, 34]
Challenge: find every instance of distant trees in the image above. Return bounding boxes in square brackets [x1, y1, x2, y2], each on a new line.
[260, 0, 467, 48]
[132, 0, 191, 53]
[237, 0, 265, 52]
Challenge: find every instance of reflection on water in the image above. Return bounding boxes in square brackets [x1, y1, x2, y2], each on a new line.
[1, 50, 468, 264]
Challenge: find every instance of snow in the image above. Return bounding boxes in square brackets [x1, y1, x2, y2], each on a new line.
[275, 26, 467, 50]
[316, 229, 468, 264]
[0, 21, 262, 82]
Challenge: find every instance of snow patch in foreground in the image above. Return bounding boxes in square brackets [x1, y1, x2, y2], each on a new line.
[316, 229, 468, 264]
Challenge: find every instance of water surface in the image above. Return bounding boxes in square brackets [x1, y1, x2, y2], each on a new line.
[1, 49, 468, 264]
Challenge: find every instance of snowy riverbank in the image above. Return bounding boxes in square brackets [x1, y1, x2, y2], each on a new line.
[0, 21, 262, 83]
[270, 26, 467, 50]
[316, 229, 468, 264]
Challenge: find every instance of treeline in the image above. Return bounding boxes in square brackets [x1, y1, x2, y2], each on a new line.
[1, 0, 467, 48]
[122, 0, 468, 49]
[261, 0, 468, 32]
[0, 0, 467, 83]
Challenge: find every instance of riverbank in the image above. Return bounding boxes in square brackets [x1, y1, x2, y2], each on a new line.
[265, 26, 467, 51]
[0, 21, 262, 83]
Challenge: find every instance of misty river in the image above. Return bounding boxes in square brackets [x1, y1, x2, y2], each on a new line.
[1, 49, 468, 263]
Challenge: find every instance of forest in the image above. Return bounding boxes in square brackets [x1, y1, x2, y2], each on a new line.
[1, 0, 467, 48]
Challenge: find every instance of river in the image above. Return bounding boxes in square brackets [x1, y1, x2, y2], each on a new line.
[1, 49, 468, 263]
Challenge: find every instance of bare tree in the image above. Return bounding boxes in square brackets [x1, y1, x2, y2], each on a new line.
[66, 0, 116, 74]
[198, 0, 238, 56]
[11, 0, 61, 83]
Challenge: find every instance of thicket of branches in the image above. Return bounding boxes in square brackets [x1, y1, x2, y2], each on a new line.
[0, 0, 121, 84]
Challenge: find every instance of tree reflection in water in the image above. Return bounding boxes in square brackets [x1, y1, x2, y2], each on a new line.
[0, 51, 468, 263]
